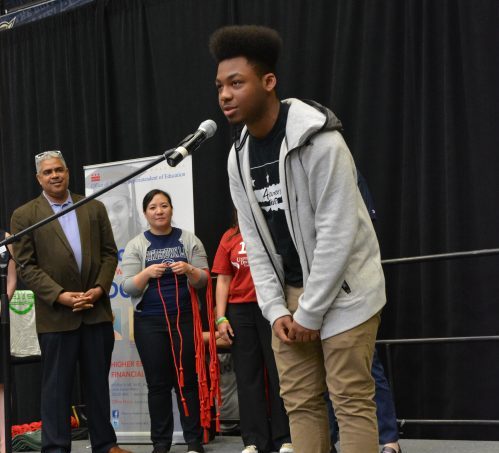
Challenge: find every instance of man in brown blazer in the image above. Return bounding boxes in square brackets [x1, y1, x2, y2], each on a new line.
[11, 150, 131, 453]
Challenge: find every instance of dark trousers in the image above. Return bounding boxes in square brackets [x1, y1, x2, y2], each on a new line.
[38, 322, 116, 453]
[134, 312, 202, 448]
[227, 303, 290, 452]
[328, 348, 399, 445]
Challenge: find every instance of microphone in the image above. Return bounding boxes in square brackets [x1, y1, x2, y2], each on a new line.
[166, 120, 217, 167]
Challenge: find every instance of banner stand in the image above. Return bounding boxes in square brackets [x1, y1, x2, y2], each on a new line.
[84, 154, 195, 444]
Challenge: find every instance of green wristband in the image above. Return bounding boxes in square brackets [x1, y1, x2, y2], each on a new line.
[216, 316, 228, 326]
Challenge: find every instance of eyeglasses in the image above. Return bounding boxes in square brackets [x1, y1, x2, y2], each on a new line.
[35, 150, 62, 161]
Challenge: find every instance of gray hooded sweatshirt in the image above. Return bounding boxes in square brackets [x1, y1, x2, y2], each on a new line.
[228, 98, 386, 340]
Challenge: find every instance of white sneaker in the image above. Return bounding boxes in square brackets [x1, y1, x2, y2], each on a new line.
[241, 446, 258, 453]
[279, 443, 294, 453]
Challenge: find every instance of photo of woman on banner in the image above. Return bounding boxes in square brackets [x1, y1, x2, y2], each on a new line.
[85, 167, 145, 250]
[99, 182, 143, 249]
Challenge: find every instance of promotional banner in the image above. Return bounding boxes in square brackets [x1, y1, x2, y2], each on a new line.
[84, 155, 194, 442]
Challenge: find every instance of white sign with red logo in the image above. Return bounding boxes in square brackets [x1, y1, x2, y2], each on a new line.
[84, 155, 194, 443]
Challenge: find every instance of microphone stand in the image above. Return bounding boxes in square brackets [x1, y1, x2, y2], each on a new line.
[0, 148, 176, 453]
[2, 150, 175, 247]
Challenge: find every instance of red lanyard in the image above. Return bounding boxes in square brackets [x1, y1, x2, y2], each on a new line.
[155, 270, 221, 441]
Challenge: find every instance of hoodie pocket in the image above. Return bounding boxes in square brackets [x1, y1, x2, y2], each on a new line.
[333, 267, 361, 308]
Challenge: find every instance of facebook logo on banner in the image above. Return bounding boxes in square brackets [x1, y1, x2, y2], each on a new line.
[112, 409, 119, 428]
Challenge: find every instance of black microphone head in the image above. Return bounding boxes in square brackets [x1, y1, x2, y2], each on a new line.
[198, 119, 217, 138]
[166, 120, 218, 168]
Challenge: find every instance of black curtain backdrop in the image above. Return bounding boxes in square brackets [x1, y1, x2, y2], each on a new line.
[1, 0, 499, 440]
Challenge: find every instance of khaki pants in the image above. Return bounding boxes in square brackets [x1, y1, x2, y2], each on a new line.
[272, 286, 380, 453]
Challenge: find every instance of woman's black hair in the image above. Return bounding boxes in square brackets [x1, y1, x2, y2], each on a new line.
[228, 206, 240, 239]
[142, 189, 172, 212]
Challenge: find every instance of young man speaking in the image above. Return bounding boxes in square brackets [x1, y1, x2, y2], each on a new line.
[210, 25, 386, 453]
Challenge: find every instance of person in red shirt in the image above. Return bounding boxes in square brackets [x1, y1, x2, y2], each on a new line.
[212, 214, 292, 453]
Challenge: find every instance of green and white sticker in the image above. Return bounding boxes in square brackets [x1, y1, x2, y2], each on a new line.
[9, 290, 35, 315]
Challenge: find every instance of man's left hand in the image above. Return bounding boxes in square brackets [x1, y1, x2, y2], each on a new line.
[82, 286, 104, 304]
[288, 320, 320, 342]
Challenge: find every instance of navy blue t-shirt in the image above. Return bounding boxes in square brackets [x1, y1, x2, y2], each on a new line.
[249, 102, 303, 287]
[138, 227, 191, 315]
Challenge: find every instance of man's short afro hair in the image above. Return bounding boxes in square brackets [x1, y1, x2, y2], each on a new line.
[209, 25, 282, 74]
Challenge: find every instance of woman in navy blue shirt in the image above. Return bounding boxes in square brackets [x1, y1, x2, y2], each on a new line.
[122, 190, 209, 453]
